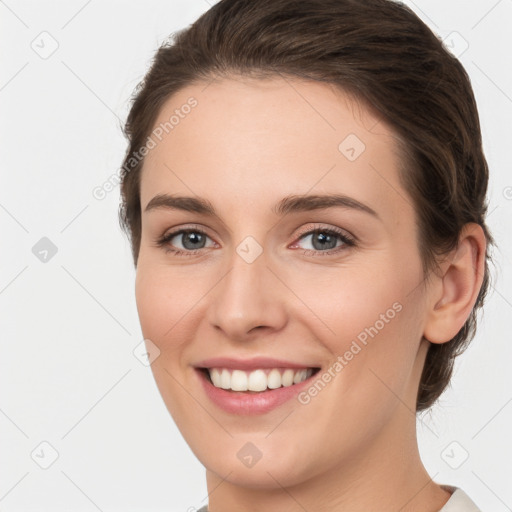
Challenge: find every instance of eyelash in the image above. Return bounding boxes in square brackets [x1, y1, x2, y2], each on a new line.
[154, 224, 356, 257]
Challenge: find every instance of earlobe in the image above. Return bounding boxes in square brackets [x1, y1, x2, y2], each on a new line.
[423, 223, 486, 344]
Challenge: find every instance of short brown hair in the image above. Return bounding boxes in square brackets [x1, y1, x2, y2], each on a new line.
[118, 0, 495, 412]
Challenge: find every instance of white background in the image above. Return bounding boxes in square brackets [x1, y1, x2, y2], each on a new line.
[1, 1, 511, 510]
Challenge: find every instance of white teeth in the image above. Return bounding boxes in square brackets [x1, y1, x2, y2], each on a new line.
[282, 368, 295, 387]
[210, 368, 222, 387]
[207, 367, 314, 392]
[231, 370, 248, 391]
[293, 369, 306, 384]
[248, 369, 267, 391]
[220, 369, 231, 389]
[267, 368, 282, 389]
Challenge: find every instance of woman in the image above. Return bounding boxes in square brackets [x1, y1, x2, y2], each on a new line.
[119, 0, 494, 510]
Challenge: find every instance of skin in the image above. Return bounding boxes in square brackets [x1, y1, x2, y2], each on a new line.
[134, 76, 486, 512]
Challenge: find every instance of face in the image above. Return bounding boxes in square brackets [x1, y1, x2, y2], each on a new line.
[135, 76, 431, 489]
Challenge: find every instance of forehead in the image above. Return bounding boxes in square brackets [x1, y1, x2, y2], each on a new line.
[140, 76, 411, 224]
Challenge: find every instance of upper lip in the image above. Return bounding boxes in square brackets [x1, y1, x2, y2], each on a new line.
[194, 357, 320, 371]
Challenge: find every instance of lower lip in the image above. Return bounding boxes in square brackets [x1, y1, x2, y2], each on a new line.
[195, 369, 317, 415]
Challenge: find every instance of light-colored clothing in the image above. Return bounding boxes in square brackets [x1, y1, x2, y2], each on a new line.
[196, 485, 481, 511]
[439, 485, 481, 511]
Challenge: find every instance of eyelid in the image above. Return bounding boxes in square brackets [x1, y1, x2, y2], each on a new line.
[155, 222, 356, 256]
[161, 223, 213, 239]
[154, 224, 217, 253]
[291, 223, 357, 244]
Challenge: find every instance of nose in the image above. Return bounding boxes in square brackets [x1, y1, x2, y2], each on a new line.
[207, 248, 288, 341]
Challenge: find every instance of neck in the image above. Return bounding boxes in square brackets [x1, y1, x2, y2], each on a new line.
[203, 341, 451, 512]
[204, 405, 451, 512]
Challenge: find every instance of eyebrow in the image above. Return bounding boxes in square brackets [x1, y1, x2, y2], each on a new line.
[144, 193, 380, 220]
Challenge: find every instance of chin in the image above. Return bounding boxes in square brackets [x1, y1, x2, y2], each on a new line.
[194, 436, 323, 491]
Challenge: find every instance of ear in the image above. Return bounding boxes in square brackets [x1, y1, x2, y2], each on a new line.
[423, 223, 487, 344]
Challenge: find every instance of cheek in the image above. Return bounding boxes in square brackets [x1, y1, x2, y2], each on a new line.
[283, 256, 423, 398]
[134, 263, 205, 423]
[281, 259, 409, 347]
[135, 262, 210, 350]
[135, 267, 171, 344]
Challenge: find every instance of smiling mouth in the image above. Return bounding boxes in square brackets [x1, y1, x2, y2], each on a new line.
[198, 367, 321, 393]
